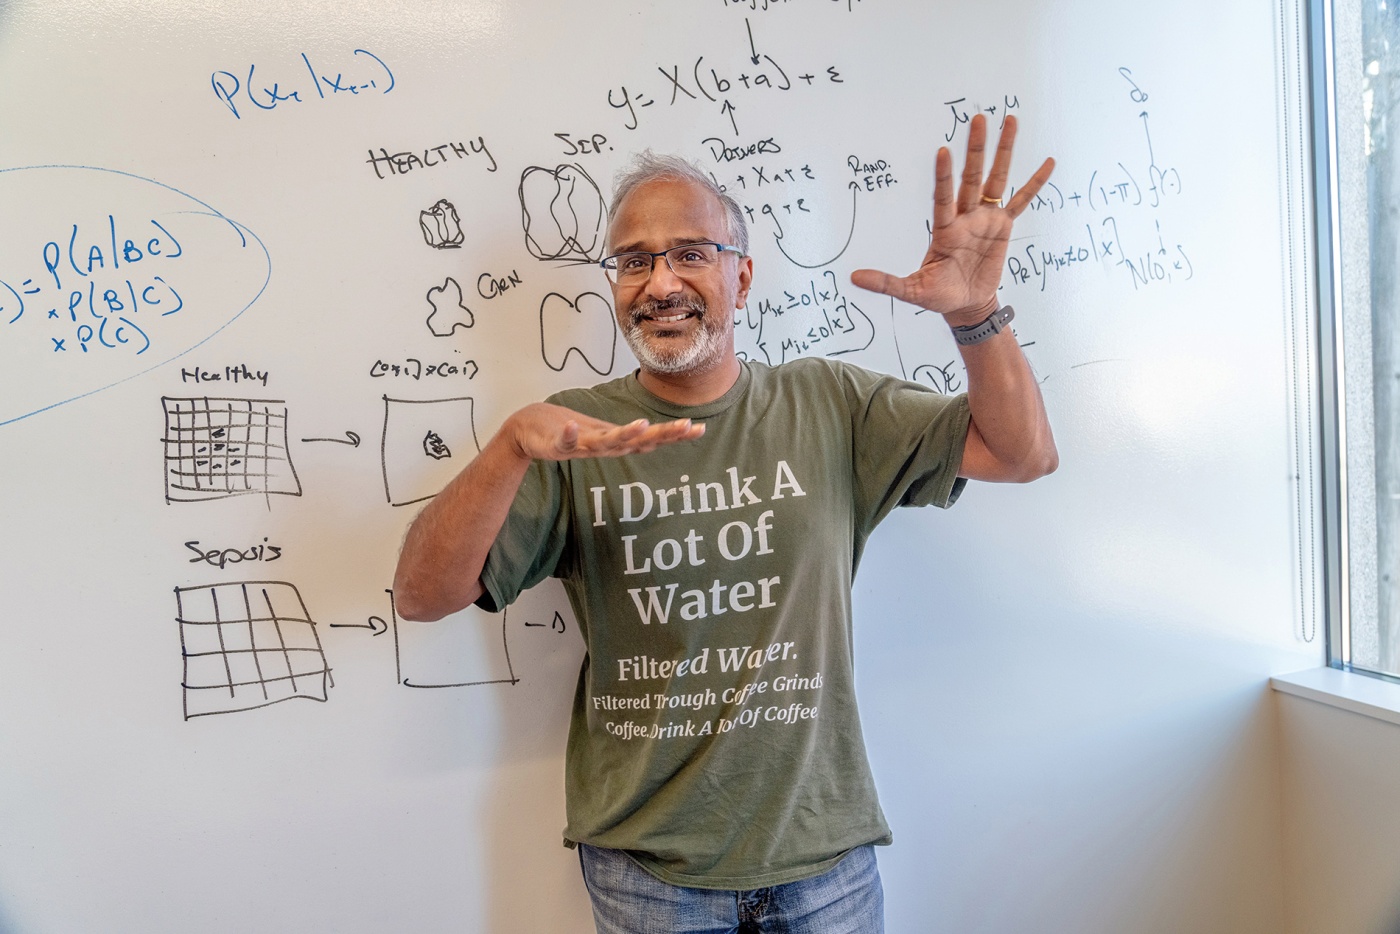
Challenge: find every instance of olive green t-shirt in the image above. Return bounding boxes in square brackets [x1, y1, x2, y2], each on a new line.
[478, 357, 970, 889]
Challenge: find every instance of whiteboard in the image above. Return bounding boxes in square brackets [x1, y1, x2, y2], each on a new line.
[0, 1, 1320, 931]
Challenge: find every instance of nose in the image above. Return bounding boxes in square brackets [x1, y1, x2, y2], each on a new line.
[643, 253, 685, 300]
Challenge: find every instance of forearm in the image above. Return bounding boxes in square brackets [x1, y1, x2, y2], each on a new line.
[392, 429, 533, 621]
[954, 311, 1058, 482]
[391, 402, 704, 620]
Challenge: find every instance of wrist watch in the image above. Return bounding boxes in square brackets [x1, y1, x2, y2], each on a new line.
[950, 304, 1015, 346]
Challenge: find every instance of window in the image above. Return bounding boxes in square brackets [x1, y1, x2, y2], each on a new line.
[1316, 0, 1400, 677]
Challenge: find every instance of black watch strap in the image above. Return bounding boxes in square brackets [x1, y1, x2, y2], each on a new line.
[951, 305, 1015, 345]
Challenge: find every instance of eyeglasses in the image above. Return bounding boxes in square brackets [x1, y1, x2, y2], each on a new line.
[599, 242, 744, 284]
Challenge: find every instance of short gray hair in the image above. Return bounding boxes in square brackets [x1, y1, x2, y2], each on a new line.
[609, 151, 749, 255]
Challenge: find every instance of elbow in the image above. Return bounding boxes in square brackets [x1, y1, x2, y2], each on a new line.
[394, 591, 447, 623]
[962, 417, 1057, 484]
[392, 571, 480, 623]
[998, 438, 1058, 484]
[1015, 418, 1060, 482]
[1019, 439, 1059, 482]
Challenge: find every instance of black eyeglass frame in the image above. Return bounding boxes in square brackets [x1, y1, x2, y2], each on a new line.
[598, 242, 746, 282]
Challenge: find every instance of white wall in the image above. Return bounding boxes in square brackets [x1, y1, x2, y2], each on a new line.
[856, 509, 1317, 934]
[1278, 692, 1400, 934]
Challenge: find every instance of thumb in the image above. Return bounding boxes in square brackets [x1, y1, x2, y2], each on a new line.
[557, 420, 580, 454]
[850, 268, 909, 301]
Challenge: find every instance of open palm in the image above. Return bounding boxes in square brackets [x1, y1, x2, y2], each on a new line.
[852, 114, 1054, 325]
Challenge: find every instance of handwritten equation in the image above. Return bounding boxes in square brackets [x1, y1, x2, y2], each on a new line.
[605, 18, 843, 136]
[1008, 217, 1193, 292]
[3, 214, 184, 357]
[740, 270, 873, 365]
[0, 167, 269, 428]
[1007, 67, 1194, 294]
[211, 49, 395, 120]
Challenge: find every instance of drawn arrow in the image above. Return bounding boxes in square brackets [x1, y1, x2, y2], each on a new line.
[1140, 111, 1155, 165]
[525, 610, 568, 633]
[301, 430, 361, 446]
[720, 99, 738, 136]
[746, 18, 761, 65]
[773, 185, 859, 269]
[330, 614, 388, 635]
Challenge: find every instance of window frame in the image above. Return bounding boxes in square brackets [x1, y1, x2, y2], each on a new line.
[1312, 0, 1400, 680]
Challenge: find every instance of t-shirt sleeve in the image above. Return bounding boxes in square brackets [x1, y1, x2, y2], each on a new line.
[841, 364, 971, 533]
[474, 458, 572, 614]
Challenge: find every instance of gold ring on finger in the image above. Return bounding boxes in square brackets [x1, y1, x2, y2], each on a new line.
[981, 194, 1003, 206]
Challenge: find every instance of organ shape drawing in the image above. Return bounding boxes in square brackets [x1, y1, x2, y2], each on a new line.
[420, 198, 463, 249]
[391, 596, 517, 689]
[162, 396, 302, 504]
[176, 581, 332, 719]
[423, 430, 451, 460]
[519, 164, 607, 264]
[425, 277, 474, 337]
[540, 290, 617, 375]
[381, 395, 480, 506]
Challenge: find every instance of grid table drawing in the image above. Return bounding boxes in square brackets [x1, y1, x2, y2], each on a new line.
[176, 581, 332, 719]
[162, 397, 303, 503]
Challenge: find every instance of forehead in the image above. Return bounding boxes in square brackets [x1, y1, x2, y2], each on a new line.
[608, 178, 729, 252]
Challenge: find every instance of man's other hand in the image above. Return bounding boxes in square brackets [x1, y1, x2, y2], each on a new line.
[505, 403, 705, 462]
[850, 113, 1054, 327]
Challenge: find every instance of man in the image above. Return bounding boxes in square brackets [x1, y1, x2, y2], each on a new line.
[394, 114, 1056, 933]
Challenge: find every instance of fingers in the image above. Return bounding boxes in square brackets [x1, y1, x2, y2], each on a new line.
[956, 114, 989, 214]
[850, 268, 912, 302]
[627, 419, 705, 454]
[1005, 156, 1056, 219]
[512, 403, 704, 461]
[578, 417, 650, 454]
[932, 146, 956, 231]
[982, 114, 1018, 202]
[571, 417, 704, 458]
[946, 115, 1048, 217]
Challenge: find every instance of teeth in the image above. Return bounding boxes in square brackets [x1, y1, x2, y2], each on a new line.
[652, 313, 690, 323]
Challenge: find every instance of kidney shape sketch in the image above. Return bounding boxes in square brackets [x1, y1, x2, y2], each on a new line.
[0, 165, 271, 426]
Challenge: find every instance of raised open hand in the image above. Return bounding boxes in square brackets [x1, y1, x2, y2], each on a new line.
[851, 114, 1054, 326]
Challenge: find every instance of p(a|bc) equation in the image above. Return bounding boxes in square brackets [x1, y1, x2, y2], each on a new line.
[3, 214, 186, 358]
[0, 166, 271, 429]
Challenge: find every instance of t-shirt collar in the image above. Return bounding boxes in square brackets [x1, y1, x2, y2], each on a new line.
[622, 360, 753, 420]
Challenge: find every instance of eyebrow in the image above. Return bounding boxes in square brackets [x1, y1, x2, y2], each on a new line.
[607, 235, 718, 254]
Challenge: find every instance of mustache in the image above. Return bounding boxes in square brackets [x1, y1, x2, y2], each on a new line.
[629, 296, 706, 324]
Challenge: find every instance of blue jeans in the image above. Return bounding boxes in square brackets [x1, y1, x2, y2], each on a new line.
[577, 842, 885, 934]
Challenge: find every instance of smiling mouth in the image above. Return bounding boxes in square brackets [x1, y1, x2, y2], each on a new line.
[632, 298, 704, 328]
[645, 311, 698, 325]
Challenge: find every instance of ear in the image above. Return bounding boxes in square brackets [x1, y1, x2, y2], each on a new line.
[734, 255, 754, 309]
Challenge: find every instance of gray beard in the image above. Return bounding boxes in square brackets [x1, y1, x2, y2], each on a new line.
[622, 297, 726, 376]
